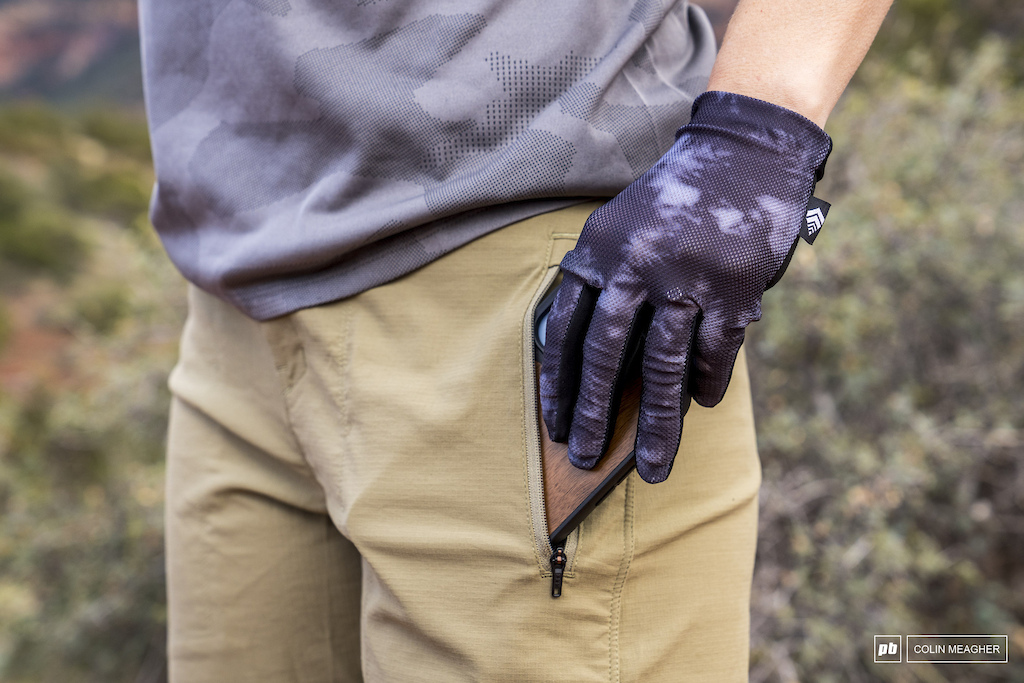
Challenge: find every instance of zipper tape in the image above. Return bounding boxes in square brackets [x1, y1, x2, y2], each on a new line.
[522, 263, 579, 590]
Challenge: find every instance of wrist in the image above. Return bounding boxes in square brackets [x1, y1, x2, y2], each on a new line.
[706, 67, 832, 128]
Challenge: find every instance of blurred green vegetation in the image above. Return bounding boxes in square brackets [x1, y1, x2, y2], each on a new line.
[0, 2, 1022, 682]
[0, 171, 86, 283]
[749, 38, 1024, 682]
[872, 0, 1024, 84]
[0, 304, 10, 352]
[0, 103, 181, 683]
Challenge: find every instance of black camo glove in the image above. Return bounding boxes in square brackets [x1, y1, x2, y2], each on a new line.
[540, 91, 832, 483]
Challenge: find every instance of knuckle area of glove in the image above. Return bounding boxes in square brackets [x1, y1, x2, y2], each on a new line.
[700, 305, 759, 337]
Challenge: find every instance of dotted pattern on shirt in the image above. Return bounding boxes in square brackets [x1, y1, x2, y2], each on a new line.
[560, 81, 664, 179]
[352, 219, 405, 250]
[241, 0, 291, 17]
[416, 52, 596, 178]
[553, 0, 698, 181]
[629, 46, 656, 75]
[189, 14, 595, 217]
[482, 52, 599, 141]
[424, 130, 575, 213]
[628, 0, 664, 35]
[190, 14, 488, 214]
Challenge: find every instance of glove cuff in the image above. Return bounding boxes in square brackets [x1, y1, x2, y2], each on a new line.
[683, 90, 833, 181]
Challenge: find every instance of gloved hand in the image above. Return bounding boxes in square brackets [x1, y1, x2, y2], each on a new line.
[540, 91, 832, 483]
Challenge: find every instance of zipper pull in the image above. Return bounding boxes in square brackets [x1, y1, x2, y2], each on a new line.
[550, 543, 567, 598]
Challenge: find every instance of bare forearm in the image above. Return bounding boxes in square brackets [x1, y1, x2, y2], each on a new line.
[707, 0, 893, 126]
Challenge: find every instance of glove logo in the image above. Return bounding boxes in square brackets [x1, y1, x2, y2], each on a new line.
[799, 196, 831, 244]
[805, 207, 825, 234]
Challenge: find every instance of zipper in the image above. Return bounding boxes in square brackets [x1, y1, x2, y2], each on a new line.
[523, 265, 579, 597]
[549, 543, 567, 598]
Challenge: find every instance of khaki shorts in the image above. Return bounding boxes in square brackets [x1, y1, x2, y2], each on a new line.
[166, 202, 761, 682]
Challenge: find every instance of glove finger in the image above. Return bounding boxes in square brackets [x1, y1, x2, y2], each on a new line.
[635, 303, 699, 484]
[567, 287, 645, 470]
[689, 308, 748, 408]
[539, 273, 599, 442]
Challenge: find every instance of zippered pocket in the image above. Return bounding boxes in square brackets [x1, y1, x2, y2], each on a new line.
[522, 249, 580, 598]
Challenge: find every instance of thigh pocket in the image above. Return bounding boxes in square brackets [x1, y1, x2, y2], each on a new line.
[522, 233, 581, 597]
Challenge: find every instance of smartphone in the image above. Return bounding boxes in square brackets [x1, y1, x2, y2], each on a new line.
[534, 286, 643, 545]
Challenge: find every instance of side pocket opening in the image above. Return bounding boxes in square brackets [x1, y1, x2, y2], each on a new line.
[522, 262, 581, 594]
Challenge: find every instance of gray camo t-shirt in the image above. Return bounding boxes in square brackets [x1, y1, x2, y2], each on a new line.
[139, 0, 717, 320]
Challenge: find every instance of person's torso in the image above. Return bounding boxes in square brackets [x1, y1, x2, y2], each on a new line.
[140, 0, 717, 319]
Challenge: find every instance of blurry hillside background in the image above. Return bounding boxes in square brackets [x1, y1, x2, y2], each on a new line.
[0, 0, 1023, 681]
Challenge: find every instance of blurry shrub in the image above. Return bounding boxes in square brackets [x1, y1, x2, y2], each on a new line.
[0, 104, 152, 239]
[0, 100, 173, 682]
[0, 170, 28, 220]
[79, 109, 153, 163]
[53, 162, 152, 225]
[1, 386, 169, 683]
[748, 39, 1024, 682]
[0, 209, 89, 282]
[870, 0, 1024, 83]
[0, 302, 10, 352]
[73, 283, 132, 335]
[0, 104, 69, 156]
[0, 170, 88, 281]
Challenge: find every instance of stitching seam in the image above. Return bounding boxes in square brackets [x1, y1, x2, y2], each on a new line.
[609, 473, 636, 683]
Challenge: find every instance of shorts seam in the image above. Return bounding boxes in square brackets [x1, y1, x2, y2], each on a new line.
[609, 473, 636, 683]
[321, 515, 337, 683]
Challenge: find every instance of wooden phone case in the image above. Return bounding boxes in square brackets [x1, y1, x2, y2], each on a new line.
[534, 285, 644, 544]
[537, 363, 641, 543]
